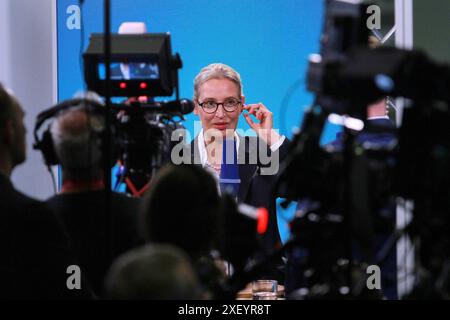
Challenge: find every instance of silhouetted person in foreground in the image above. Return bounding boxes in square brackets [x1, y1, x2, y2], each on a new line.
[0, 83, 92, 299]
[141, 164, 226, 297]
[44, 93, 141, 296]
[105, 243, 204, 299]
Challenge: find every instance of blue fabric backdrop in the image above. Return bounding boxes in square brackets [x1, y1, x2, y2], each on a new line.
[57, 0, 340, 243]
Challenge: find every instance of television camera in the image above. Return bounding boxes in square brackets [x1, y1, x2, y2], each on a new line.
[83, 33, 194, 194]
[277, 0, 450, 299]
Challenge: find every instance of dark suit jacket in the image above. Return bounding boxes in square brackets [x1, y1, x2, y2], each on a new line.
[0, 173, 92, 299]
[46, 190, 141, 296]
[188, 135, 290, 253]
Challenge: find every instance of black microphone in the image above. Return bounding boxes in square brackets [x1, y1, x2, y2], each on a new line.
[158, 99, 195, 114]
[112, 99, 195, 115]
[127, 99, 194, 115]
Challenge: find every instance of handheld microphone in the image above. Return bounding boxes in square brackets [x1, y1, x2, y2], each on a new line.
[219, 138, 241, 197]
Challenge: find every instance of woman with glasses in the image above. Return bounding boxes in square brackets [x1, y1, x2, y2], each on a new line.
[187, 63, 290, 281]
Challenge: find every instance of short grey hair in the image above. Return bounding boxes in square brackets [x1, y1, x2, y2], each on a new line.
[50, 99, 105, 174]
[193, 63, 243, 100]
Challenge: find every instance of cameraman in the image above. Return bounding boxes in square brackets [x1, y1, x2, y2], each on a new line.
[44, 93, 141, 296]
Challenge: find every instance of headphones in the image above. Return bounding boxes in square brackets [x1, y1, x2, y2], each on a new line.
[33, 97, 115, 167]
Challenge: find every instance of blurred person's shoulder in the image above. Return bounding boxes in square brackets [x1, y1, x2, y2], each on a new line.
[0, 173, 55, 221]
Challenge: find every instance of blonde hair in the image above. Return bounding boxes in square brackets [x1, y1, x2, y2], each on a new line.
[193, 63, 243, 100]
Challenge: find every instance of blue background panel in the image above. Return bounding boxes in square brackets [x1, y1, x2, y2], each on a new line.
[57, 0, 340, 242]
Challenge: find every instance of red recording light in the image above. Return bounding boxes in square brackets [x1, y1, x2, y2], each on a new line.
[140, 82, 148, 89]
[119, 82, 127, 89]
[257, 208, 269, 234]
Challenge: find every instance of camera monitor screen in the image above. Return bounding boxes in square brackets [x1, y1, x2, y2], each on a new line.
[98, 62, 160, 80]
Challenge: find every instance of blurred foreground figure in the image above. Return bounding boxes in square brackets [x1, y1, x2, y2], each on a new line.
[43, 94, 141, 296]
[0, 83, 92, 299]
[141, 164, 225, 297]
[105, 244, 204, 300]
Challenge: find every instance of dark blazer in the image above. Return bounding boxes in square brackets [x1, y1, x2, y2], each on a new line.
[0, 173, 92, 299]
[189, 135, 290, 253]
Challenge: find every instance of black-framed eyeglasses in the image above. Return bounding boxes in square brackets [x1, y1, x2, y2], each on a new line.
[197, 98, 242, 114]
